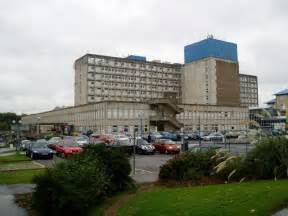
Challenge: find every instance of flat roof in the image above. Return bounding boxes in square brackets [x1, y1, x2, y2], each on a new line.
[75, 53, 183, 68]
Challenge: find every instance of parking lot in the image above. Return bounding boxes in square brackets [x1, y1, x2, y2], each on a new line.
[36, 153, 173, 183]
[34, 141, 255, 183]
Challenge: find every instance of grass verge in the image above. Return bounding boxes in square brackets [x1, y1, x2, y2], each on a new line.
[0, 152, 31, 163]
[0, 169, 44, 184]
[118, 180, 288, 216]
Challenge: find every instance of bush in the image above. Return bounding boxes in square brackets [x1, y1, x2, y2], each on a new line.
[159, 137, 288, 183]
[214, 137, 288, 181]
[244, 137, 288, 179]
[159, 149, 216, 181]
[32, 144, 134, 216]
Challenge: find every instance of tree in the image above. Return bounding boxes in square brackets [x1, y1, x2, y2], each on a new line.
[0, 113, 21, 131]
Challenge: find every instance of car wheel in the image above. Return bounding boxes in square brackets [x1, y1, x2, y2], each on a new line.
[165, 150, 169, 154]
[30, 153, 34, 159]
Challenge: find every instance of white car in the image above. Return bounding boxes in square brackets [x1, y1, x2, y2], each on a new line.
[76, 136, 89, 147]
[203, 133, 224, 141]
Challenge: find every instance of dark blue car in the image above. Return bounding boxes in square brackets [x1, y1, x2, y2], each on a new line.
[26, 140, 54, 159]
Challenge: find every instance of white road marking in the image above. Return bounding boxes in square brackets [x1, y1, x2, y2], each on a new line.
[135, 168, 153, 174]
[32, 161, 46, 168]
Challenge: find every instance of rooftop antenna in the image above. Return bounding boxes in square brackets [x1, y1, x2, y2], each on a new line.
[207, 34, 214, 39]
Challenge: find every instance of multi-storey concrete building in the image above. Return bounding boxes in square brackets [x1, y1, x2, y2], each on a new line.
[74, 54, 182, 106]
[182, 57, 240, 106]
[22, 38, 256, 133]
[239, 74, 258, 107]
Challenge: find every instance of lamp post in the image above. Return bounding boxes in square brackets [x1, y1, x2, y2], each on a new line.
[12, 120, 22, 150]
[36, 117, 41, 137]
[138, 112, 145, 137]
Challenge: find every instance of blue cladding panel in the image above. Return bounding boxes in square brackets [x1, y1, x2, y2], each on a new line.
[127, 55, 146, 62]
[184, 38, 238, 63]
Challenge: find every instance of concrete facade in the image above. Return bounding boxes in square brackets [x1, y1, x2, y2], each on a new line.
[74, 54, 182, 106]
[239, 74, 258, 107]
[182, 57, 240, 107]
[22, 101, 248, 133]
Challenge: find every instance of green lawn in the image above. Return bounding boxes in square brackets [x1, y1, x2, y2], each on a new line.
[0, 153, 30, 163]
[118, 180, 288, 216]
[0, 169, 44, 184]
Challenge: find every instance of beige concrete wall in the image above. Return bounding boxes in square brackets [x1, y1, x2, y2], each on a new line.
[182, 58, 217, 105]
[22, 101, 249, 134]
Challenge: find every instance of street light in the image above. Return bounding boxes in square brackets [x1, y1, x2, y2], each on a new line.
[12, 120, 22, 150]
[138, 112, 145, 137]
[36, 117, 41, 136]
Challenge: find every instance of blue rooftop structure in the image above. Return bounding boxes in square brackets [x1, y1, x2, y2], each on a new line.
[127, 55, 146, 62]
[274, 89, 288, 96]
[184, 38, 238, 64]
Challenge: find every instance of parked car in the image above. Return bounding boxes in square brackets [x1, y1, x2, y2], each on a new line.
[224, 131, 239, 139]
[54, 140, 82, 158]
[143, 132, 162, 142]
[189, 144, 221, 153]
[111, 136, 133, 154]
[47, 137, 62, 150]
[203, 133, 224, 141]
[161, 132, 179, 141]
[153, 139, 180, 154]
[20, 140, 31, 151]
[186, 133, 201, 140]
[89, 134, 115, 145]
[26, 140, 54, 159]
[76, 136, 89, 147]
[135, 138, 155, 154]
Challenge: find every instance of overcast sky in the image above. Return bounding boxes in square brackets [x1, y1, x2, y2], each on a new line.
[0, 0, 287, 114]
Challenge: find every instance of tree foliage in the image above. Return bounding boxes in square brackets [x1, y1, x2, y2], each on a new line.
[0, 112, 21, 131]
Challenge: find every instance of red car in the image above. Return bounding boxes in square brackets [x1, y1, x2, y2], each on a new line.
[89, 134, 115, 145]
[153, 139, 180, 154]
[54, 140, 82, 158]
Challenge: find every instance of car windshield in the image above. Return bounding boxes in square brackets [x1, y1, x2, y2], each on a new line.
[32, 142, 48, 148]
[137, 139, 149, 145]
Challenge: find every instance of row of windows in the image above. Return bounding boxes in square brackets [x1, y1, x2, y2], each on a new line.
[240, 77, 257, 83]
[90, 82, 179, 90]
[92, 76, 179, 85]
[241, 98, 258, 104]
[87, 57, 181, 73]
[176, 111, 248, 120]
[87, 68, 181, 80]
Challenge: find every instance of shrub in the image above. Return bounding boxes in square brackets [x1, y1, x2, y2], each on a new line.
[159, 137, 288, 183]
[32, 144, 134, 216]
[244, 137, 288, 179]
[159, 149, 216, 181]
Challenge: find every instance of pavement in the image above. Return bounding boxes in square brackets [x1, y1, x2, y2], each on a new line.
[0, 185, 32, 216]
